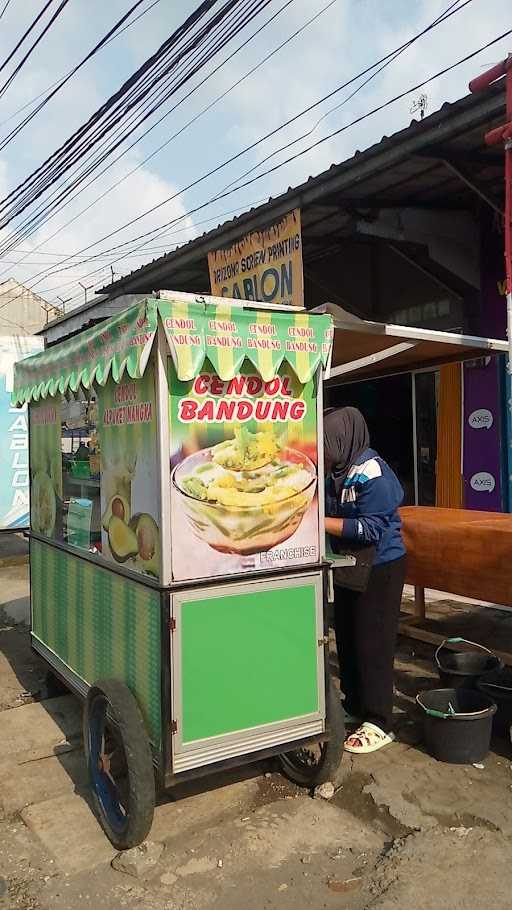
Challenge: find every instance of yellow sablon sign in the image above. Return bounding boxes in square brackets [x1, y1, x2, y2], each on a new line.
[208, 208, 303, 307]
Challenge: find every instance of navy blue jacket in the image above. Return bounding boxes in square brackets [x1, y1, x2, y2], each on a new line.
[325, 447, 406, 566]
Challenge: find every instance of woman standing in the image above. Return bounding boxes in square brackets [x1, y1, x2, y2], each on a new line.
[324, 407, 406, 754]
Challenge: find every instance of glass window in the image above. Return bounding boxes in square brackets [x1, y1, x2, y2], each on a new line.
[60, 390, 101, 552]
[30, 365, 161, 579]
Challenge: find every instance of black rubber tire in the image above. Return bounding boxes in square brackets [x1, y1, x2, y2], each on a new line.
[84, 678, 155, 850]
[278, 673, 345, 787]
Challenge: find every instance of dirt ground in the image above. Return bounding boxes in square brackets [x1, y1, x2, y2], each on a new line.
[1, 568, 512, 910]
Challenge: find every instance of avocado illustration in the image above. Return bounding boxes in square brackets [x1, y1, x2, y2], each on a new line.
[102, 494, 130, 531]
[129, 513, 160, 577]
[107, 515, 138, 563]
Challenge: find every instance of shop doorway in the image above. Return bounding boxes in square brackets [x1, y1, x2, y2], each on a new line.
[325, 370, 439, 507]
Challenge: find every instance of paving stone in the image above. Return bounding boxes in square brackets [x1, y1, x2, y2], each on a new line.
[20, 772, 261, 874]
[0, 696, 81, 760]
[151, 777, 261, 846]
[21, 793, 116, 874]
[0, 750, 87, 816]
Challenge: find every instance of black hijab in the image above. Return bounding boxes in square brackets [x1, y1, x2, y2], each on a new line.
[324, 406, 370, 494]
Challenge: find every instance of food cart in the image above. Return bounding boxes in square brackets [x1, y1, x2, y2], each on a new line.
[12, 291, 342, 850]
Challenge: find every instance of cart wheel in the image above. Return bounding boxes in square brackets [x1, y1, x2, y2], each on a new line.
[84, 679, 155, 850]
[278, 674, 344, 787]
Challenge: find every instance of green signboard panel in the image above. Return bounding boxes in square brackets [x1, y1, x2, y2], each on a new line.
[31, 539, 162, 747]
[180, 583, 319, 743]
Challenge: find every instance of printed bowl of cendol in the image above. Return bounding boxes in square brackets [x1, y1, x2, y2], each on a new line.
[172, 427, 317, 556]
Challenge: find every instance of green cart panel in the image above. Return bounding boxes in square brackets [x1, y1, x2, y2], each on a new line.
[171, 573, 324, 771]
[30, 539, 162, 748]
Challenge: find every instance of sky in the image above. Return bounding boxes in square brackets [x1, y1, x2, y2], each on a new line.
[0, 0, 510, 316]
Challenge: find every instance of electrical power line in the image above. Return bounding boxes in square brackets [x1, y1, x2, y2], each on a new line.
[0, 0, 275, 247]
[0, 0, 330, 276]
[18, 23, 512, 313]
[219, 0, 470, 195]
[0, 0, 272, 233]
[2, 197, 269, 266]
[25, 0, 475, 277]
[0, 0, 163, 131]
[0, 0, 72, 101]
[0, 0, 158, 149]
[0, 1, 56, 75]
[55, 24, 512, 293]
[1, 0, 232, 227]
[2, 22, 510, 313]
[0, 0, 466, 263]
[0, 0, 13, 21]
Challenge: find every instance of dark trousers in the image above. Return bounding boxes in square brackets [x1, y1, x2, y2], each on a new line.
[333, 555, 406, 732]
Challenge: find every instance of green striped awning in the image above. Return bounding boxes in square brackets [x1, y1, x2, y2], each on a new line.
[12, 300, 158, 405]
[12, 297, 333, 405]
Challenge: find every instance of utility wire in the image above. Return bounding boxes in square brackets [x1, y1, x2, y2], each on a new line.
[0, 0, 163, 130]
[1, 0, 272, 240]
[0, 0, 464, 260]
[0, 0, 157, 148]
[10, 22, 510, 313]
[30, 0, 476, 274]
[62, 24, 512, 288]
[0, 0, 13, 21]
[0, 0, 226, 220]
[220, 0, 470, 194]
[1, 0, 325, 273]
[5, 197, 268, 265]
[0, 0, 72, 100]
[0, 0, 275, 263]
[0, 0, 230, 214]
[0, 0, 56, 75]
[0, 0, 268, 227]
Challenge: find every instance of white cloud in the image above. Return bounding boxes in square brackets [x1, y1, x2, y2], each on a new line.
[0, 153, 194, 308]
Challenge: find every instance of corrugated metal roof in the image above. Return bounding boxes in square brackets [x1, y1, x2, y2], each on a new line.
[94, 82, 503, 297]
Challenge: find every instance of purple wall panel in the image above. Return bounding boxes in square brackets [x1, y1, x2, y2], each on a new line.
[462, 213, 506, 512]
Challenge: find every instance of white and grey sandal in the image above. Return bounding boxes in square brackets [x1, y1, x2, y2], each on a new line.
[344, 722, 395, 754]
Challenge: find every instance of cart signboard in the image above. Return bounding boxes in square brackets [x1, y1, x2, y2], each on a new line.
[208, 208, 303, 308]
[98, 361, 161, 580]
[29, 396, 63, 540]
[169, 360, 320, 581]
[0, 335, 43, 530]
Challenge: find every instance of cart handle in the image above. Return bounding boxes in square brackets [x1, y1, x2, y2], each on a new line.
[469, 58, 512, 94]
[416, 693, 496, 719]
[434, 637, 495, 669]
[416, 693, 454, 719]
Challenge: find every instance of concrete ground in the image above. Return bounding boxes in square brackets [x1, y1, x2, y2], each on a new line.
[1, 577, 512, 910]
